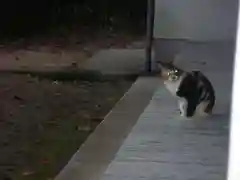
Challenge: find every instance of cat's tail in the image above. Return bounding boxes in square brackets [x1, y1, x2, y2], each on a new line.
[205, 97, 215, 114]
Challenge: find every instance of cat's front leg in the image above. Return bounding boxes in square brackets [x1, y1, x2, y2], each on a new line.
[186, 99, 197, 118]
[178, 99, 187, 117]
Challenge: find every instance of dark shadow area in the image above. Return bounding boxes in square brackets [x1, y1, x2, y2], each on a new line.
[0, 0, 147, 43]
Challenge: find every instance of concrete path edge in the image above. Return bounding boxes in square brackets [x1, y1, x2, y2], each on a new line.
[54, 76, 160, 180]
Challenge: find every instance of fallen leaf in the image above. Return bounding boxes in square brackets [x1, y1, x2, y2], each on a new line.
[83, 114, 91, 119]
[107, 97, 115, 101]
[13, 95, 24, 101]
[40, 159, 50, 164]
[54, 92, 61, 96]
[91, 117, 103, 122]
[95, 104, 101, 108]
[22, 170, 35, 176]
[77, 125, 91, 132]
[19, 104, 25, 108]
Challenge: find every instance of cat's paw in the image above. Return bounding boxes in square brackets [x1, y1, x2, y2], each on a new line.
[180, 113, 185, 117]
[179, 112, 193, 120]
[180, 110, 186, 117]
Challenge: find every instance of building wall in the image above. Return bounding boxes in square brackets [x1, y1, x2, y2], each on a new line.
[153, 0, 238, 41]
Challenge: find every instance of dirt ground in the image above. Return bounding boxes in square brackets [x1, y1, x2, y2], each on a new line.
[0, 74, 134, 180]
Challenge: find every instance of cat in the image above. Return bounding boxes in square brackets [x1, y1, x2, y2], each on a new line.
[157, 60, 215, 118]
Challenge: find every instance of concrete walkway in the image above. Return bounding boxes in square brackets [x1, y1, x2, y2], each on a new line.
[83, 49, 146, 75]
[0, 50, 89, 72]
[99, 41, 232, 180]
[0, 47, 146, 74]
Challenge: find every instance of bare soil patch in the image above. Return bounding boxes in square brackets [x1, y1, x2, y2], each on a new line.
[0, 74, 135, 180]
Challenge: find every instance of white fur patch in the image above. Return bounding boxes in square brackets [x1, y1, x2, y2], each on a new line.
[163, 75, 184, 97]
[163, 74, 187, 117]
[179, 98, 187, 116]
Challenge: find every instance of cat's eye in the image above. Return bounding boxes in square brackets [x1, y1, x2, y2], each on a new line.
[168, 70, 178, 76]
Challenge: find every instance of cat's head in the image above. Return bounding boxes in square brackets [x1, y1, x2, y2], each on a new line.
[157, 60, 183, 81]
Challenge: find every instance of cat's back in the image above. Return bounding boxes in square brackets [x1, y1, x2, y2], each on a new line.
[191, 70, 215, 92]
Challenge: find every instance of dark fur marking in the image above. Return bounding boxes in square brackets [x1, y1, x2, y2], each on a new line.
[192, 71, 215, 113]
[176, 71, 215, 117]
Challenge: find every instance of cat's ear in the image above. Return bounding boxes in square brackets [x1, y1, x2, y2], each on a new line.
[156, 59, 174, 69]
[156, 61, 166, 70]
[168, 58, 175, 65]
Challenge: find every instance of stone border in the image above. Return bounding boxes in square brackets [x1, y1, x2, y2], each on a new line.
[54, 76, 160, 180]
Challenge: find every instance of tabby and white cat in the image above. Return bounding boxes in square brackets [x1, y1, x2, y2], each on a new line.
[157, 61, 215, 118]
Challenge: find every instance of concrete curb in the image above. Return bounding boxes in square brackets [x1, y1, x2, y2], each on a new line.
[54, 77, 160, 180]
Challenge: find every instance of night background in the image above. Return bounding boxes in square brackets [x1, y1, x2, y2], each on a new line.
[0, 0, 147, 40]
[0, 1, 147, 179]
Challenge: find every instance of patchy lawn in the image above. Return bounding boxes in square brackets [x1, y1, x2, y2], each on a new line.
[0, 74, 135, 180]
